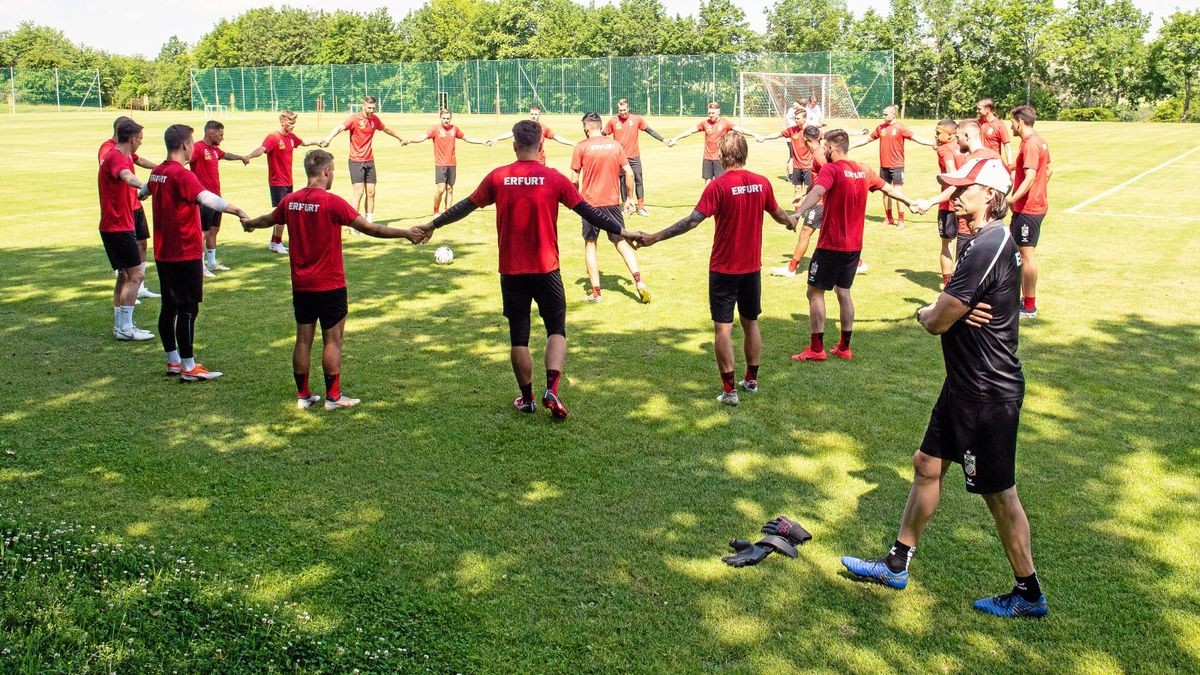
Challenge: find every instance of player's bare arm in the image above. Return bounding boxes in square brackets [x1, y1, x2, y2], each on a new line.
[880, 183, 914, 208]
[239, 212, 276, 232]
[550, 135, 574, 148]
[732, 125, 763, 142]
[916, 293, 972, 335]
[380, 127, 406, 144]
[793, 185, 827, 217]
[221, 151, 251, 166]
[134, 156, 158, 170]
[768, 206, 798, 231]
[666, 127, 699, 147]
[639, 209, 706, 247]
[1007, 167, 1037, 206]
[346, 214, 420, 241]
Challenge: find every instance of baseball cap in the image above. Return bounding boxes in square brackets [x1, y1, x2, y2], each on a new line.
[937, 157, 1011, 193]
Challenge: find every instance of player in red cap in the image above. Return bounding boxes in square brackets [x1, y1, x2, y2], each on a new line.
[403, 109, 491, 214]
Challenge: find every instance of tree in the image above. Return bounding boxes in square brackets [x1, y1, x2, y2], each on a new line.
[1053, 0, 1149, 109]
[1146, 10, 1200, 122]
[764, 0, 853, 53]
[696, 0, 758, 54]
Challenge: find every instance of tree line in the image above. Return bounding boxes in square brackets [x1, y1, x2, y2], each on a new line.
[2, 0, 1197, 121]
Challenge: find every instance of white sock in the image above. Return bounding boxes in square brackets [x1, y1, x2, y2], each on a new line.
[118, 306, 135, 331]
[182, 356, 196, 370]
[365, 212, 373, 223]
[113, 306, 120, 329]
[207, 248, 217, 266]
[166, 349, 180, 364]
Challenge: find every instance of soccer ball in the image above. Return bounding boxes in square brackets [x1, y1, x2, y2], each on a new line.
[434, 246, 454, 264]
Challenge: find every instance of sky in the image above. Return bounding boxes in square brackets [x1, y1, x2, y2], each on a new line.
[2, 0, 1196, 59]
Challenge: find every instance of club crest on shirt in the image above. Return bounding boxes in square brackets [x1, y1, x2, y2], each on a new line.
[615, 122, 623, 130]
[964, 450, 977, 477]
[203, 150, 213, 160]
[278, 140, 286, 150]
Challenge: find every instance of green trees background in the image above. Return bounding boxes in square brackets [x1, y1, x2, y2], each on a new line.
[2, 0, 1197, 120]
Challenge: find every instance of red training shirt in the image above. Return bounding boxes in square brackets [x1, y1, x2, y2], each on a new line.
[343, 113, 385, 162]
[696, 118, 734, 161]
[1013, 132, 1051, 215]
[978, 117, 1011, 165]
[869, 121, 914, 169]
[535, 124, 556, 165]
[468, 161, 583, 275]
[814, 160, 885, 252]
[428, 124, 465, 167]
[781, 125, 818, 170]
[935, 143, 966, 212]
[694, 169, 779, 275]
[270, 187, 361, 292]
[189, 140, 225, 194]
[98, 148, 136, 233]
[262, 131, 304, 187]
[603, 113, 648, 158]
[149, 160, 206, 262]
[99, 138, 143, 214]
[570, 136, 628, 207]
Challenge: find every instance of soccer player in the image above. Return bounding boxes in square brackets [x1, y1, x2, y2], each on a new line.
[630, 132, 796, 406]
[99, 116, 160, 302]
[189, 120, 250, 275]
[491, 105, 574, 165]
[98, 118, 154, 341]
[413, 120, 633, 420]
[666, 102, 763, 182]
[244, 110, 321, 253]
[850, 105, 934, 228]
[402, 108, 490, 214]
[572, 112, 648, 304]
[240, 150, 426, 410]
[319, 95, 405, 223]
[1008, 105, 1051, 319]
[792, 129, 913, 362]
[769, 126, 826, 278]
[931, 119, 967, 287]
[977, 98, 1013, 168]
[149, 124, 250, 382]
[603, 99, 668, 216]
[841, 157, 1048, 619]
[759, 108, 818, 203]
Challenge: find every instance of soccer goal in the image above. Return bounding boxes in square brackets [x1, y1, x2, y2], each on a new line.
[739, 72, 863, 131]
[203, 104, 228, 118]
[348, 103, 363, 113]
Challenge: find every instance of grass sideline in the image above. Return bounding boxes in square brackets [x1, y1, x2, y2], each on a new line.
[1, 111, 1199, 672]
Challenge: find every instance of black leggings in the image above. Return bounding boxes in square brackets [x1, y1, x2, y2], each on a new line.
[159, 298, 199, 358]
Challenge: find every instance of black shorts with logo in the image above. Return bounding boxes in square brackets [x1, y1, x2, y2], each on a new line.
[293, 287, 349, 330]
[879, 166, 904, 185]
[709, 271, 762, 324]
[434, 165, 456, 186]
[581, 204, 625, 243]
[101, 230, 141, 270]
[920, 384, 1022, 495]
[200, 205, 223, 232]
[799, 204, 823, 231]
[349, 160, 377, 184]
[156, 259, 204, 305]
[1011, 212, 1044, 247]
[807, 248, 859, 290]
[500, 270, 567, 345]
[789, 168, 812, 186]
[269, 185, 292, 207]
[702, 159, 725, 180]
[938, 210, 958, 239]
[133, 208, 150, 241]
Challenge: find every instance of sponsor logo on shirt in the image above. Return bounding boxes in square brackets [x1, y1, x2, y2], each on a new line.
[730, 184, 763, 196]
[288, 201, 321, 212]
[503, 176, 545, 186]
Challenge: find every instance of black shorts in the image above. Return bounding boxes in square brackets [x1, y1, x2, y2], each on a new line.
[1011, 212, 1044, 247]
[807, 248, 859, 290]
[156, 259, 204, 305]
[435, 165, 456, 186]
[133, 208, 150, 241]
[708, 271, 762, 324]
[200, 205, 223, 232]
[621, 156, 643, 181]
[269, 185, 292, 207]
[349, 160, 377, 184]
[920, 384, 1022, 495]
[581, 204, 625, 243]
[101, 230, 141, 270]
[880, 166, 904, 185]
[789, 168, 812, 186]
[800, 204, 823, 231]
[293, 287, 348, 330]
[938, 210, 958, 239]
[500, 270, 567, 344]
[702, 159, 725, 180]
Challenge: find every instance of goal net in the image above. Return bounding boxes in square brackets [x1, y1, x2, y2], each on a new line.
[739, 72, 864, 132]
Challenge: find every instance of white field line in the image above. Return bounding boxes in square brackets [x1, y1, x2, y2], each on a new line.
[1065, 143, 1200, 214]
[1069, 211, 1200, 223]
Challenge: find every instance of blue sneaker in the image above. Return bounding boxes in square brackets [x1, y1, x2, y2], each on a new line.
[973, 592, 1048, 618]
[840, 556, 908, 589]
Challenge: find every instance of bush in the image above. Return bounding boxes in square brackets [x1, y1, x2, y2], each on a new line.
[1057, 107, 1117, 121]
[1149, 97, 1200, 123]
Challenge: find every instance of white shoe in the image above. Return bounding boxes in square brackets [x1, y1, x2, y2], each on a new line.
[115, 326, 154, 341]
[202, 266, 216, 278]
[584, 293, 602, 303]
[636, 208, 649, 217]
[268, 242, 289, 254]
[325, 395, 360, 410]
[716, 390, 740, 407]
[771, 265, 798, 277]
[208, 261, 231, 272]
[137, 286, 161, 299]
[297, 393, 321, 410]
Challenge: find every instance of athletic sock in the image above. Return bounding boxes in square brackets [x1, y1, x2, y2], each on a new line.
[884, 540, 914, 573]
[113, 306, 121, 330]
[207, 248, 217, 266]
[519, 381, 534, 403]
[720, 371, 736, 394]
[365, 213, 373, 223]
[1023, 296, 1037, 311]
[182, 356, 196, 370]
[546, 369, 561, 395]
[942, 273, 952, 287]
[788, 258, 800, 273]
[897, 212, 905, 223]
[119, 305, 135, 331]
[591, 285, 601, 298]
[744, 364, 759, 382]
[271, 234, 282, 244]
[1014, 572, 1042, 601]
[294, 372, 310, 398]
[809, 332, 824, 352]
[885, 208, 894, 223]
[166, 349, 181, 365]
[637, 198, 645, 208]
[324, 372, 341, 401]
[838, 330, 853, 350]
[632, 271, 642, 284]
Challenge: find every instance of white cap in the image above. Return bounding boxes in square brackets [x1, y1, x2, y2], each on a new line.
[937, 157, 1011, 193]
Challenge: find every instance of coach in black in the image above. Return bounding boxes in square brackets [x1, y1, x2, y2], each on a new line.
[841, 158, 1048, 618]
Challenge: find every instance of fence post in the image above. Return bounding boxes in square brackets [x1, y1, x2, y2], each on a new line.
[97, 68, 103, 110]
[269, 65, 275, 111]
[711, 54, 716, 101]
[54, 68, 60, 112]
[10, 67, 16, 113]
[657, 56, 661, 116]
[607, 57, 613, 115]
[240, 68, 246, 112]
[213, 69, 218, 112]
[300, 67, 305, 113]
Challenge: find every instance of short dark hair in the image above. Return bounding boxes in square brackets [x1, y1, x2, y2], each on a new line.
[512, 120, 542, 150]
[204, 120, 224, 132]
[803, 125, 821, 140]
[938, 118, 957, 130]
[718, 131, 748, 168]
[116, 119, 143, 144]
[112, 116, 132, 132]
[530, 104, 542, 113]
[1010, 105, 1036, 126]
[978, 97, 995, 112]
[958, 119, 981, 133]
[581, 111, 602, 126]
[617, 98, 629, 106]
[304, 149, 334, 177]
[363, 95, 377, 104]
[824, 129, 849, 154]
[987, 187, 1009, 221]
[164, 124, 193, 152]
[439, 108, 452, 116]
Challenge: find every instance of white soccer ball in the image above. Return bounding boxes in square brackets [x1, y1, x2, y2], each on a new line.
[434, 246, 454, 264]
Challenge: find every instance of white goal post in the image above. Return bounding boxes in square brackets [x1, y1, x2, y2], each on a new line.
[738, 72, 862, 130]
[203, 104, 228, 118]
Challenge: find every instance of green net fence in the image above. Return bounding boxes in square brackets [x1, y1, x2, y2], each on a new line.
[189, 51, 891, 118]
[1, 67, 104, 111]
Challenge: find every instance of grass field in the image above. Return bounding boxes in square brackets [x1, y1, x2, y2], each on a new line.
[1, 110, 1199, 673]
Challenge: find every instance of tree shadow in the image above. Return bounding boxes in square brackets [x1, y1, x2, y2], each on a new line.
[895, 267, 943, 293]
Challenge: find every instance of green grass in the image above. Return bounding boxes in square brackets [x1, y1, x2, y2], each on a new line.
[1, 110, 1199, 672]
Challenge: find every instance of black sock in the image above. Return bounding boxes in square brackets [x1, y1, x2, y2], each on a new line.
[883, 539, 913, 573]
[519, 382, 534, 403]
[839, 329, 853, 349]
[1013, 572, 1041, 601]
[746, 364, 759, 380]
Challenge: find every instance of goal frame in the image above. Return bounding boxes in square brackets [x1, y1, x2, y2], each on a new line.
[737, 71, 862, 128]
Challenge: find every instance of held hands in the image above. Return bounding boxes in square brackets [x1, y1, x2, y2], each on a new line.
[240, 157, 250, 166]
[911, 199, 932, 215]
[239, 216, 254, 232]
[786, 212, 799, 231]
[408, 223, 435, 244]
[317, 139, 329, 148]
[484, 139, 496, 147]
[665, 139, 676, 148]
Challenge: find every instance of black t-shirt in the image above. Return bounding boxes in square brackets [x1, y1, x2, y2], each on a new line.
[941, 220, 1024, 401]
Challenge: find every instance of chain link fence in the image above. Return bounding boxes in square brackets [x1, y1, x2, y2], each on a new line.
[2, 67, 104, 112]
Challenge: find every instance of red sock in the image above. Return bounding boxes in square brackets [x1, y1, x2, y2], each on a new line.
[546, 369, 561, 395]
[885, 208, 894, 223]
[721, 371, 735, 393]
[637, 198, 644, 208]
[744, 364, 759, 382]
[294, 372, 310, 398]
[271, 234, 282, 244]
[810, 332, 824, 352]
[1024, 296, 1036, 311]
[897, 211, 905, 222]
[788, 258, 800, 273]
[837, 330, 852, 350]
[591, 285, 601, 297]
[632, 271, 642, 284]
[324, 372, 340, 400]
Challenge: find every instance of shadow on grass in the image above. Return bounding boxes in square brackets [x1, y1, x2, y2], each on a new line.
[1, 240, 1198, 671]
